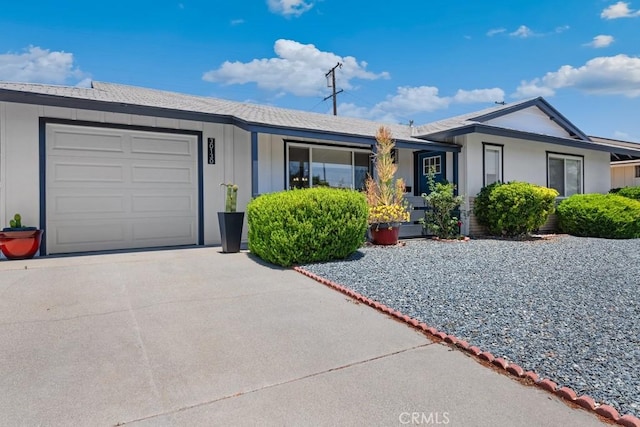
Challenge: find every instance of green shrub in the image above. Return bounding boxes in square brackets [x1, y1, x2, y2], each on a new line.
[556, 193, 640, 239]
[420, 171, 464, 239]
[616, 186, 640, 201]
[473, 181, 559, 236]
[247, 187, 368, 267]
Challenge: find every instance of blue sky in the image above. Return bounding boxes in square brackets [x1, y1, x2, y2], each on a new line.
[1, 0, 639, 141]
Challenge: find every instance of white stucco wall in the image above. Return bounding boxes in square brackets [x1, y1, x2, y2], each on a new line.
[458, 133, 611, 236]
[257, 133, 286, 194]
[485, 106, 572, 138]
[462, 133, 611, 198]
[0, 101, 252, 247]
[396, 148, 414, 191]
[611, 164, 640, 188]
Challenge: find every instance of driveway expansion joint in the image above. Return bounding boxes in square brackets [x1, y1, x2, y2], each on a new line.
[114, 342, 432, 426]
[294, 265, 640, 427]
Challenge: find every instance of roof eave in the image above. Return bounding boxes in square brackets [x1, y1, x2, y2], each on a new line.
[0, 88, 461, 152]
[423, 124, 640, 156]
[472, 97, 590, 141]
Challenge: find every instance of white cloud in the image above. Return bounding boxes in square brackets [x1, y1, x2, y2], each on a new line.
[510, 25, 535, 38]
[339, 86, 505, 123]
[613, 130, 640, 142]
[267, 0, 314, 17]
[487, 28, 506, 37]
[202, 39, 389, 97]
[230, 19, 245, 25]
[613, 130, 631, 139]
[452, 88, 505, 104]
[555, 25, 570, 33]
[601, 1, 640, 19]
[513, 54, 640, 98]
[0, 46, 86, 84]
[585, 35, 615, 48]
[75, 78, 92, 88]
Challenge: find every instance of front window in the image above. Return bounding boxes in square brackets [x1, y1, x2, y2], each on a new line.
[548, 153, 583, 197]
[287, 144, 371, 190]
[484, 144, 503, 186]
[635, 165, 640, 178]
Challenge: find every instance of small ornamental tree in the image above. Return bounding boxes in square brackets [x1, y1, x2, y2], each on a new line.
[420, 171, 464, 239]
[364, 126, 410, 229]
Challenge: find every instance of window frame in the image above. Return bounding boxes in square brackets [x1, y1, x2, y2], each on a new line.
[285, 141, 372, 190]
[482, 142, 504, 186]
[635, 165, 640, 178]
[422, 155, 441, 175]
[546, 151, 584, 198]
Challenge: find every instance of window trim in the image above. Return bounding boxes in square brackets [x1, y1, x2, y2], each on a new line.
[635, 165, 640, 178]
[546, 151, 584, 197]
[422, 155, 441, 176]
[285, 141, 372, 190]
[482, 142, 504, 186]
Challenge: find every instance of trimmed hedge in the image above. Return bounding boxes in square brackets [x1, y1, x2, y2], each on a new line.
[473, 181, 559, 236]
[556, 193, 640, 239]
[616, 186, 640, 201]
[247, 187, 368, 267]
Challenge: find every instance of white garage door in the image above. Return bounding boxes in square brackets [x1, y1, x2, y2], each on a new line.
[46, 123, 199, 254]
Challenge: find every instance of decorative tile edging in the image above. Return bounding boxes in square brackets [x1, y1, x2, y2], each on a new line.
[293, 266, 640, 427]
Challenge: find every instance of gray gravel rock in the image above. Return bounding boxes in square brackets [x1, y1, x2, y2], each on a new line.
[302, 235, 640, 418]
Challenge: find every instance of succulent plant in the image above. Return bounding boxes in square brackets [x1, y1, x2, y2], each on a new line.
[221, 183, 238, 212]
[9, 213, 22, 229]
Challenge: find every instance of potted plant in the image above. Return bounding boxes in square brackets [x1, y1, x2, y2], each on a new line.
[365, 126, 410, 245]
[0, 213, 43, 260]
[218, 183, 244, 253]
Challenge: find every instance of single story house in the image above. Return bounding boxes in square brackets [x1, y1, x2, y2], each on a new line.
[589, 135, 640, 189]
[1, 81, 639, 256]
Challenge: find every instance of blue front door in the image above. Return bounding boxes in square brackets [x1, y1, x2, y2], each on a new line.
[417, 151, 446, 195]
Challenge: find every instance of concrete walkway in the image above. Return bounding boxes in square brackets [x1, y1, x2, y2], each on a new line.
[0, 248, 605, 426]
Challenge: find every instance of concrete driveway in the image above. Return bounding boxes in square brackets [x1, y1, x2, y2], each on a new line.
[0, 248, 605, 426]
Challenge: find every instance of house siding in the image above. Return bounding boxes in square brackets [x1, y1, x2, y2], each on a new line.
[611, 164, 640, 188]
[460, 132, 610, 236]
[0, 101, 252, 247]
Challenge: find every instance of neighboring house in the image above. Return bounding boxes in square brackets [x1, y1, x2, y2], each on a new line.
[590, 135, 640, 189]
[1, 81, 639, 256]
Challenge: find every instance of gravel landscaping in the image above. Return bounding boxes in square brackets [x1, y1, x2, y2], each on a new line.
[301, 235, 640, 418]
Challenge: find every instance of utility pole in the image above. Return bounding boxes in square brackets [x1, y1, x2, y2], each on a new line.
[324, 62, 343, 115]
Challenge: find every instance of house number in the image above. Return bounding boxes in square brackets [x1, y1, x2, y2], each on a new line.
[208, 138, 215, 164]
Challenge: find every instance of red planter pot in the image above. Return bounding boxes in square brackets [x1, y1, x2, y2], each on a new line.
[0, 229, 43, 260]
[370, 223, 400, 245]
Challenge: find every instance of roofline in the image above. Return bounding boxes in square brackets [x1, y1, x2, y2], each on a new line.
[425, 124, 640, 156]
[0, 88, 460, 152]
[471, 97, 590, 141]
[611, 159, 640, 166]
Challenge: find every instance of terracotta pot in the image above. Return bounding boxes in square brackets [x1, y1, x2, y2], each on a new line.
[370, 223, 400, 245]
[0, 229, 43, 260]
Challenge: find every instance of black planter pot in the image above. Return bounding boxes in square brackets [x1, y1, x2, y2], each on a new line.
[217, 212, 244, 253]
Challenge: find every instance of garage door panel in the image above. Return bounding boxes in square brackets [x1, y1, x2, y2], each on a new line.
[131, 135, 193, 156]
[54, 195, 126, 215]
[131, 165, 194, 184]
[53, 162, 125, 183]
[50, 130, 125, 153]
[46, 123, 199, 254]
[54, 222, 127, 246]
[132, 219, 196, 242]
[132, 195, 194, 213]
